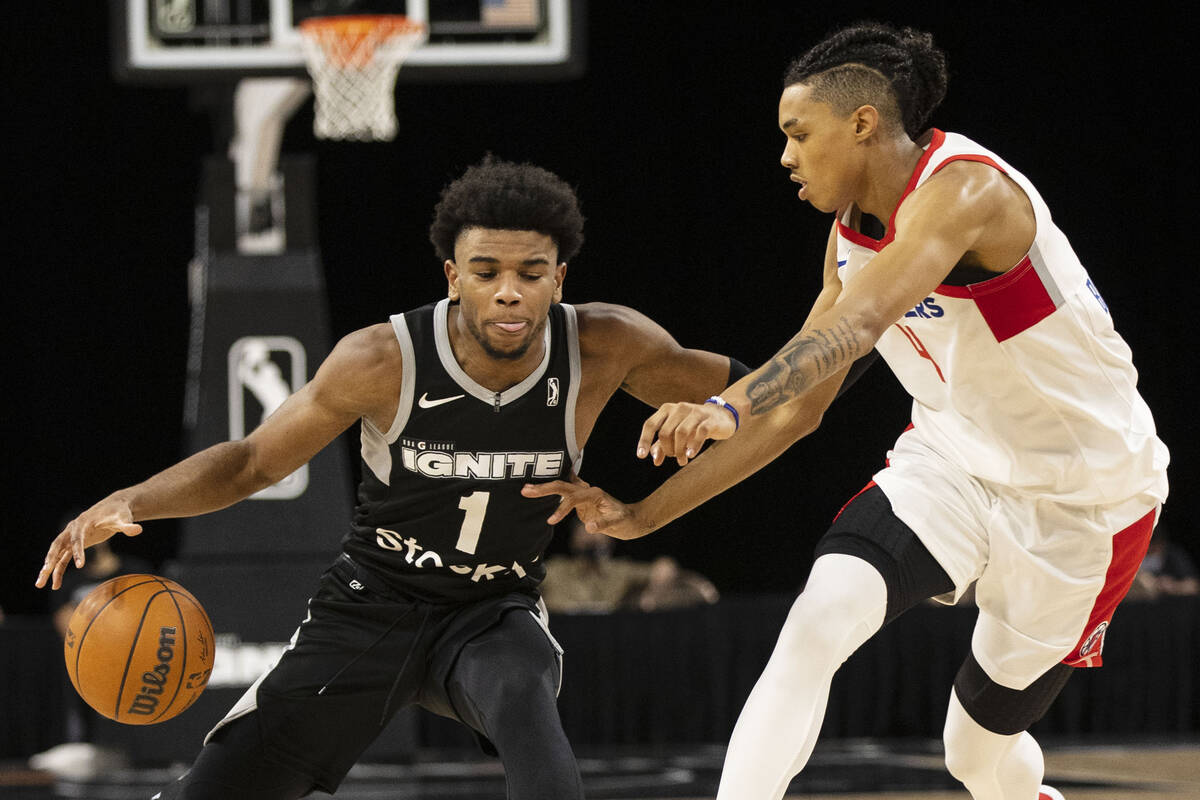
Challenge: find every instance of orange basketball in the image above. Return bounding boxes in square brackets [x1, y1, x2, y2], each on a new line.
[63, 574, 215, 725]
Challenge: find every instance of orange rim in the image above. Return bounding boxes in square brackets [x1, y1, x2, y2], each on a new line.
[299, 14, 425, 39]
[300, 15, 426, 68]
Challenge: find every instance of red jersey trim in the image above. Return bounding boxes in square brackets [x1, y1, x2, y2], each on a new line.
[838, 222, 885, 252]
[966, 255, 1059, 341]
[931, 153, 1007, 177]
[836, 129, 947, 251]
[1063, 508, 1158, 668]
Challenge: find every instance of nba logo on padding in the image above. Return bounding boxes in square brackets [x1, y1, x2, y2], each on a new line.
[228, 336, 309, 499]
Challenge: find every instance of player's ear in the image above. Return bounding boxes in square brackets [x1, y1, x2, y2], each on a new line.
[445, 260, 461, 300]
[852, 104, 880, 141]
[553, 262, 567, 303]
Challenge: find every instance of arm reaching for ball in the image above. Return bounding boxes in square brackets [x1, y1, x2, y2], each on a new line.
[37, 325, 401, 590]
[525, 223, 866, 538]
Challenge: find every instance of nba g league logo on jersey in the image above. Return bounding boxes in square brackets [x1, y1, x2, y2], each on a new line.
[398, 438, 565, 480]
[228, 336, 309, 500]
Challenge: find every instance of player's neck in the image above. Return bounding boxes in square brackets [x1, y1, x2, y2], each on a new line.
[460, 351, 546, 393]
[856, 137, 926, 225]
[447, 311, 547, 393]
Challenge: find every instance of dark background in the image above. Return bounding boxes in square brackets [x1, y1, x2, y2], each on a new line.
[4, 1, 1196, 616]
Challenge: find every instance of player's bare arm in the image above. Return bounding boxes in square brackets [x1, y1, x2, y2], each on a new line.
[636, 221, 847, 466]
[37, 323, 403, 590]
[525, 225, 850, 537]
[647, 160, 1032, 461]
[532, 164, 1032, 540]
[569, 302, 732, 448]
[520, 302, 733, 531]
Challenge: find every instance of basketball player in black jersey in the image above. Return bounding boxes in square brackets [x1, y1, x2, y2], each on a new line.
[36, 157, 750, 799]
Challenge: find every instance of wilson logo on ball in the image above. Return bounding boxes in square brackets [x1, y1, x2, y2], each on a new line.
[127, 626, 178, 717]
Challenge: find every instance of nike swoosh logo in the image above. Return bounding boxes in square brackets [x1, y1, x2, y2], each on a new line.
[418, 392, 465, 409]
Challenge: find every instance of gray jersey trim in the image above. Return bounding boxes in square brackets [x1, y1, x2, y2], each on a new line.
[561, 303, 583, 472]
[433, 298, 552, 407]
[359, 314, 417, 486]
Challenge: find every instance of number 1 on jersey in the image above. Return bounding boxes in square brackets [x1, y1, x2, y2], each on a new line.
[456, 491, 491, 554]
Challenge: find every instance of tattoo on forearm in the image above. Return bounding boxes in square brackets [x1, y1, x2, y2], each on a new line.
[748, 316, 863, 415]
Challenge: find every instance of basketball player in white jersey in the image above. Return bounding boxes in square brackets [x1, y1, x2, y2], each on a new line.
[525, 22, 1169, 800]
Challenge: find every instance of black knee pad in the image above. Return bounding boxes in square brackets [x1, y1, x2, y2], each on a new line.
[954, 652, 1074, 735]
[815, 485, 955, 623]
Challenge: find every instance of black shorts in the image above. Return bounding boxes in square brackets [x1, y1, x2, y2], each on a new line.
[223, 554, 558, 793]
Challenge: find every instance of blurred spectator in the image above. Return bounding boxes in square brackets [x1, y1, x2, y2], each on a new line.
[541, 519, 719, 613]
[27, 523, 152, 780]
[1129, 525, 1199, 600]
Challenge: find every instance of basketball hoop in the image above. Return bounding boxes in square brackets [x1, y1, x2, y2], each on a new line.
[299, 15, 427, 141]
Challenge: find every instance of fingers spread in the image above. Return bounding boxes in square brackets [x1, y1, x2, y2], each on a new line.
[523, 479, 597, 525]
[521, 480, 574, 499]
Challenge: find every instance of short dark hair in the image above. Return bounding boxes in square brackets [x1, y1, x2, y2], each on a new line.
[429, 156, 585, 263]
[783, 22, 948, 139]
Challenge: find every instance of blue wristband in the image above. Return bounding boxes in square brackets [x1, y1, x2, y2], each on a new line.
[705, 395, 740, 431]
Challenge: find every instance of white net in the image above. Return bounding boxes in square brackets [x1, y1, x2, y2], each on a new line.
[299, 16, 427, 141]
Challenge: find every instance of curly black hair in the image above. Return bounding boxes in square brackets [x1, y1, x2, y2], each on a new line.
[783, 22, 948, 140]
[429, 156, 585, 263]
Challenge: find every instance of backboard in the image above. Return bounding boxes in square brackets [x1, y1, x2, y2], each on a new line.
[112, 0, 585, 83]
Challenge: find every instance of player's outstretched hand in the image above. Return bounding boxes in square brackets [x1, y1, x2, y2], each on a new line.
[637, 401, 737, 467]
[522, 475, 653, 541]
[36, 499, 143, 590]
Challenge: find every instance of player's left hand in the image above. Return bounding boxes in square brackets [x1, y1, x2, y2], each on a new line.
[637, 400, 737, 467]
[36, 498, 143, 590]
[522, 475, 653, 540]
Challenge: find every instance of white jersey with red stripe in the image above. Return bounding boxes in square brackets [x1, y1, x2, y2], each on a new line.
[836, 130, 1168, 506]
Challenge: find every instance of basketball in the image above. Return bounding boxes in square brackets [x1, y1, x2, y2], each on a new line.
[63, 574, 216, 725]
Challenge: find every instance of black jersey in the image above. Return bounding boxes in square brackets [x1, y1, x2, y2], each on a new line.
[342, 299, 582, 603]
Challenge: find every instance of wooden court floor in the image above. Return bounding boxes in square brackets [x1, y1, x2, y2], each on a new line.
[2, 738, 1196, 798]
[782, 742, 1200, 800]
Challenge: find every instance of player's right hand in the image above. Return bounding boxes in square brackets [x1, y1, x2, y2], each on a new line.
[36, 499, 143, 590]
[522, 476, 654, 540]
[637, 401, 737, 467]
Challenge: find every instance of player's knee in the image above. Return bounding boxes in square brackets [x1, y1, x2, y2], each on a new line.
[944, 705, 1045, 793]
[775, 594, 845, 657]
[943, 741, 989, 785]
[491, 668, 551, 709]
[941, 715, 982, 783]
[773, 572, 883, 660]
[953, 653, 1072, 735]
[467, 655, 558, 732]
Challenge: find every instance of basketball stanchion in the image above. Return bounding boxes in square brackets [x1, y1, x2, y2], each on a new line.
[299, 15, 428, 141]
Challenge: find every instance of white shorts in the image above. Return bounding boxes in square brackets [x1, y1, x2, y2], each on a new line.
[873, 426, 1164, 690]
